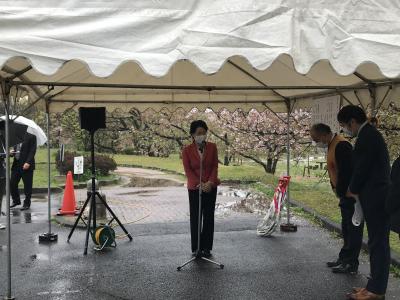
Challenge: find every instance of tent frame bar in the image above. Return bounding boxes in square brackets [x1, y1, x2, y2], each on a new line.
[20, 86, 54, 115]
[354, 72, 374, 85]
[227, 60, 290, 101]
[48, 99, 286, 105]
[353, 90, 366, 111]
[7, 80, 388, 91]
[7, 66, 33, 81]
[377, 85, 393, 113]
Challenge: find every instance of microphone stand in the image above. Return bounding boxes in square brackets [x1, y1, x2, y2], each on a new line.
[177, 142, 224, 271]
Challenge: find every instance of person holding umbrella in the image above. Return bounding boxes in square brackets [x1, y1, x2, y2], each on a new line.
[0, 115, 47, 211]
[0, 120, 29, 227]
[9, 132, 37, 210]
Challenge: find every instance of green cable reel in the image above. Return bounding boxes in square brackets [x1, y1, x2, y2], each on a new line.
[92, 225, 116, 251]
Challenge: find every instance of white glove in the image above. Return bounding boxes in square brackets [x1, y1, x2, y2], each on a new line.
[352, 196, 364, 226]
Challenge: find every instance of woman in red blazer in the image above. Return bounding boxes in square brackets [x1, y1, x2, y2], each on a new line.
[182, 120, 221, 257]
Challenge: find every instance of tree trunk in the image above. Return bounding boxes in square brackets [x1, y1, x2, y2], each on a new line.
[271, 158, 279, 174]
[266, 158, 273, 173]
[238, 152, 270, 174]
[224, 149, 230, 166]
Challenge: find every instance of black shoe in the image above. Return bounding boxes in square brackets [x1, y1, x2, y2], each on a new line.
[202, 250, 212, 258]
[331, 263, 358, 274]
[20, 206, 30, 211]
[326, 260, 342, 268]
[10, 202, 21, 208]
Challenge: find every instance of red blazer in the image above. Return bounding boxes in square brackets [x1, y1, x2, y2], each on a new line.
[182, 142, 221, 190]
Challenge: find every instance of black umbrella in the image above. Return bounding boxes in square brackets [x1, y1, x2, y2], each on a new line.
[0, 120, 28, 151]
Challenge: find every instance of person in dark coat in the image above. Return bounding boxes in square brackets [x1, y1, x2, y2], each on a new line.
[10, 132, 37, 210]
[310, 123, 363, 274]
[386, 157, 400, 236]
[338, 106, 391, 300]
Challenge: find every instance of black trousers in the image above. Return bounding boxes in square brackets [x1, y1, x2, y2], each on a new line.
[188, 188, 217, 253]
[10, 168, 34, 207]
[360, 194, 391, 295]
[338, 199, 364, 266]
[0, 177, 5, 213]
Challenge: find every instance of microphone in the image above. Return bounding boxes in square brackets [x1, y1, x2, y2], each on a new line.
[198, 141, 206, 153]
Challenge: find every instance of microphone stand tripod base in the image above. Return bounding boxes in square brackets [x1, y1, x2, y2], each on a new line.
[39, 232, 58, 243]
[177, 251, 224, 271]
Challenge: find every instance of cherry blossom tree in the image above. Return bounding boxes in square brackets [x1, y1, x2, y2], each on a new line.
[376, 103, 400, 160]
[209, 108, 311, 174]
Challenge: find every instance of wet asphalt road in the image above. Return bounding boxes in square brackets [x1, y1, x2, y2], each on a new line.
[1, 214, 400, 300]
[0, 172, 400, 300]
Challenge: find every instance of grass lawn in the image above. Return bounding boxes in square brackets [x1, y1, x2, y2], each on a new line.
[113, 153, 400, 257]
[114, 153, 277, 183]
[30, 150, 400, 256]
[26, 147, 59, 188]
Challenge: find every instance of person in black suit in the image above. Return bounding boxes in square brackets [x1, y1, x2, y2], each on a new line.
[10, 133, 37, 210]
[310, 123, 363, 274]
[386, 157, 400, 236]
[338, 106, 391, 300]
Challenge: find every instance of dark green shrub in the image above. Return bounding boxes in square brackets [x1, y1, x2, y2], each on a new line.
[55, 150, 117, 178]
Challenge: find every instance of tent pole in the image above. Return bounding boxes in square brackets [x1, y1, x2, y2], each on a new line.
[39, 101, 58, 242]
[2, 80, 15, 300]
[286, 104, 291, 224]
[280, 100, 297, 233]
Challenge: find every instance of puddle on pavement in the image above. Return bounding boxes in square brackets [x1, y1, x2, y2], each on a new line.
[216, 189, 271, 215]
[117, 190, 160, 196]
[126, 176, 183, 188]
[31, 194, 49, 203]
[218, 189, 250, 198]
[19, 253, 50, 269]
[10, 209, 44, 224]
[30, 253, 49, 261]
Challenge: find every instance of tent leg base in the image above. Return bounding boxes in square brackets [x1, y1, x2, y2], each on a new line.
[39, 232, 58, 243]
[280, 223, 297, 232]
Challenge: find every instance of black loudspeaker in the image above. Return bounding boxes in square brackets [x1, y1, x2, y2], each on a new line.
[79, 107, 106, 132]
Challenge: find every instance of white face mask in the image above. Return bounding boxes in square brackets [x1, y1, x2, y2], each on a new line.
[316, 142, 328, 149]
[194, 135, 207, 144]
[342, 128, 354, 137]
[312, 141, 327, 149]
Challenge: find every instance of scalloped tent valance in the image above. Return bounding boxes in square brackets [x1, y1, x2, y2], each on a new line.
[0, 0, 400, 113]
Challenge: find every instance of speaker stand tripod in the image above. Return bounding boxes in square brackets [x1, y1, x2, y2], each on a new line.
[67, 130, 132, 255]
[177, 145, 224, 271]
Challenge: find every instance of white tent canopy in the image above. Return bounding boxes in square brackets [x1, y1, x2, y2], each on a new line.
[1, 2, 400, 298]
[0, 0, 400, 113]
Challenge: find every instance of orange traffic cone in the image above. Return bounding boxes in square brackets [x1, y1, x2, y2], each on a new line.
[58, 171, 78, 215]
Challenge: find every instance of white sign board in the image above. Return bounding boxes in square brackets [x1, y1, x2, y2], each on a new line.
[74, 156, 84, 175]
[312, 95, 341, 133]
